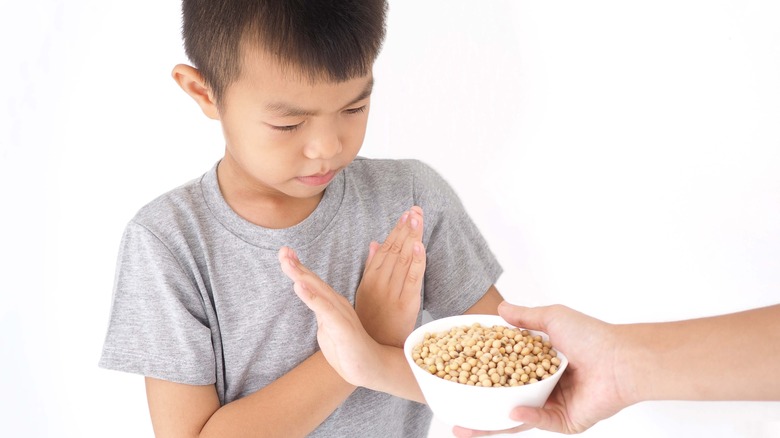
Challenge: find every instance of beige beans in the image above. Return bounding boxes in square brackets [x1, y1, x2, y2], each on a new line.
[411, 323, 559, 387]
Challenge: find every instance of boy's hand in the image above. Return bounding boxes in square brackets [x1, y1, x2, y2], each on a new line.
[355, 206, 426, 347]
[278, 246, 383, 388]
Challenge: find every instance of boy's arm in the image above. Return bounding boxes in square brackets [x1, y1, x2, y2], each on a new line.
[274, 253, 504, 405]
[145, 350, 355, 438]
[145, 207, 434, 437]
[463, 285, 504, 315]
[278, 245, 427, 404]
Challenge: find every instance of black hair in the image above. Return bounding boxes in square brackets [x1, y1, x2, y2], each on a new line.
[181, 0, 388, 104]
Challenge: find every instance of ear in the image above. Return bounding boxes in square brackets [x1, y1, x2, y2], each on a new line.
[171, 64, 220, 120]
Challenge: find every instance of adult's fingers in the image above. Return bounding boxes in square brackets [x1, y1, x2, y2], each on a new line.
[498, 301, 553, 333]
[510, 405, 572, 434]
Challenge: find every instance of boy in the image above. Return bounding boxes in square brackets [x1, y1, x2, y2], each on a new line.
[99, 1, 504, 436]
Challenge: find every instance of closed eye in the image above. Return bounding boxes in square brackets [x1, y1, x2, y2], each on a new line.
[344, 105, 367, 115]
[270, 123, 302, 132]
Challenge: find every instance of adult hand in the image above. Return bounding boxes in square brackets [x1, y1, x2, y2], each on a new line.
[355, 206, 426, 347]
[453, 303, 632, 437]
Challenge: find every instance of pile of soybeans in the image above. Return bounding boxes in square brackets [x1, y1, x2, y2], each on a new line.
[410, 323, 561, 387]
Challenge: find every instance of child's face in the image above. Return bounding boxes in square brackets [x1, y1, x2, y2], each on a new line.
[216, 47, 372, 201]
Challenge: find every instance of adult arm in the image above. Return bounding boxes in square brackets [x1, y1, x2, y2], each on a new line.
[453, 302, 780, 437]
[623, 303, 780, 402]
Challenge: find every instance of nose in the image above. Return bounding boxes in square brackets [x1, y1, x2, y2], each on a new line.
[303, 122, 342, 160]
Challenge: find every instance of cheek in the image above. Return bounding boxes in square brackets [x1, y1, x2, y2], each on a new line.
[341, 119, 369, 152]
[223, 119, 292, 159]
[221, 116, 254, 152]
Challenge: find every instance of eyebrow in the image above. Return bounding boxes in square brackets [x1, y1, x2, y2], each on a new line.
[265, 77, 374, 118]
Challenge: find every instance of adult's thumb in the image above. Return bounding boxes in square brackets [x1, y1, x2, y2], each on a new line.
[498, 301, 549, 332]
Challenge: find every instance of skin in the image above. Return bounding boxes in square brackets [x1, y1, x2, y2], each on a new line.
[173, 45, 373, 229]
[453, 302, 780, 437]
[355, 205, 429, 348]
[276, 245, 504, 402]
[145, 42, 505, 437]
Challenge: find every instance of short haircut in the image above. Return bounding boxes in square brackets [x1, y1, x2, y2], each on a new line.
[181, 0, 388, 104]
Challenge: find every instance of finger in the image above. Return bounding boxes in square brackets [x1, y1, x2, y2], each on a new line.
[498, 301, 550, 332]
[291, 280, 337, 316]
[451, 426, 477, 438]
[279, 246, 328, 285]
[378, 211, 410, 266]
[363, 211, 409, 274]
[451, 422, 532, 438]
[279, 248, 311, 286]
[398, 241, 426, 301]
[362, 241, 380, 276]
[406, 207, 423, 242]
[386, 212, 423, 293]
[408, 206, 424, 242]
[383, 206, 422, 270]
[510, 406, 568, 433]
[365, 211, 412, 291]
[279, 247, 348, 309]
[372, 206, 421, 264]
[278, 246, 301, 281]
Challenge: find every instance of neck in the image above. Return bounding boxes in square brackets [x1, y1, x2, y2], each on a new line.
[216, 159, 323, 229]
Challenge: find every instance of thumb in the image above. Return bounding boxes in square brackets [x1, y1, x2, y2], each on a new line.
[498, 301, 549, 332]
[510, 405, 567, 433]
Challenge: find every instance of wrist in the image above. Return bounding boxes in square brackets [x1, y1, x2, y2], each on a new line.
[355, 344, 425, 403]
[354, 307, 410, 348]
[613, 323, 656, 406]
[352, 342, 394, 389]
[610, 324, 642, 408]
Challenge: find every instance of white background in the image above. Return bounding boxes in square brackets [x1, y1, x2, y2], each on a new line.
[2, 1, 779, 437]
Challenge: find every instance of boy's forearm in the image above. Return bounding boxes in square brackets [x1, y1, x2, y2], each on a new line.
[620, 304, 780, 404]
[200, 351, 356, 438]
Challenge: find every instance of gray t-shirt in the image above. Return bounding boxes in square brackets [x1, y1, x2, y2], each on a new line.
[99, 157, 502, 437]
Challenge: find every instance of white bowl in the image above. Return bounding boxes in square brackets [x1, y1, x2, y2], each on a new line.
[404, 314, 568, 431]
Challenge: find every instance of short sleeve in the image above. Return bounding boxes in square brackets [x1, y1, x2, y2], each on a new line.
[98, 221, 216, 385]
[409, 160, 503, 319]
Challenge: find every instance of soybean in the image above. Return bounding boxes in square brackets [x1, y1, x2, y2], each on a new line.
[412, 323, 560, 387]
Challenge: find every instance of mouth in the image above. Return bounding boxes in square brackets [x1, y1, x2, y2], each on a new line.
[296, 170, 337, 186]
